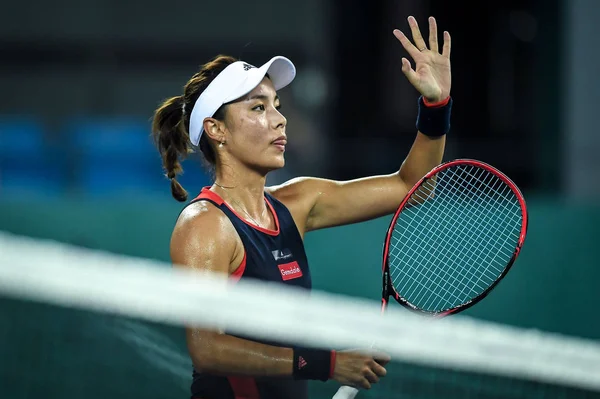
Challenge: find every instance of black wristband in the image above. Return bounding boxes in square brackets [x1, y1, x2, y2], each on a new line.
[416, 95, 452, 137]
[292, 347, 335, 381]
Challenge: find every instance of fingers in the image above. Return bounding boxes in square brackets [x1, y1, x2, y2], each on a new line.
[428, 16, 438, 53]
[401, 58, 418, 85]
[393, 29, 420, 59]
[372, 360, 388, 376]
[372, 350, 392, 364]
[407, 16, 427, 52]
[357, 378, 372, 390]
[394, 16, 450, 58]
[364, 368, 380, 384]
[333, 351, 389, 390]
[442, 30, 452, 58]
[360, 359, 386, 388]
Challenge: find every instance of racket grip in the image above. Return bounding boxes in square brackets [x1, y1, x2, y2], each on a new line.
[332, 386, 360, 399]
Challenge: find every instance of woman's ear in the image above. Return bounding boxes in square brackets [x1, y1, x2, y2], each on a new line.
[203, 118, 226, 143]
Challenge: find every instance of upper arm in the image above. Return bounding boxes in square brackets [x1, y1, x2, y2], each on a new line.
[268, 173, 410, 232]
[170, 202, 243, 354]
[170, 202, 241, 276]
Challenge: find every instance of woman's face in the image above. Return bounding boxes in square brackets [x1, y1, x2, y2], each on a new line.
[221, 77, 288, 174]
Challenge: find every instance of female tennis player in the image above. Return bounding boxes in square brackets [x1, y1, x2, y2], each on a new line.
[152, 15, 451, 399]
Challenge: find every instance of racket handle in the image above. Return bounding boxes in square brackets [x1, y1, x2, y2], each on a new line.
[332, 386, 359, 399]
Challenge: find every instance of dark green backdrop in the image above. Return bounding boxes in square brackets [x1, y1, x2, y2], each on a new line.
[1, 196, 598, 398]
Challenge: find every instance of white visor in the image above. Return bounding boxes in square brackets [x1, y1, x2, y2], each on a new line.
[188, 56, 296, 146]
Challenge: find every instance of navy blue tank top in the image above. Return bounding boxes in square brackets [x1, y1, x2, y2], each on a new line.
[186, 187, 312, 399]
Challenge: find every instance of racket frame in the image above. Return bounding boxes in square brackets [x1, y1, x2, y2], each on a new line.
[381, 159, 528, 316]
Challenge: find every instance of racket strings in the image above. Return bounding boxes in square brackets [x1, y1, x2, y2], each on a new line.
[397, 167, 518, 275]
[400, 170, 502, 290]
[391, 185, 479, 306]
[415, 167, 520, 251]
[390, 193, 503, 310]
[408, 168, 519, 287]
[394, 166, 520, 310]
[392, 169, 513, 300]
[418, 167, 521, 310]
[388, 164, 523, 312]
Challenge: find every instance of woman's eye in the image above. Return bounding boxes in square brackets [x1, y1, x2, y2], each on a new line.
[253, 104, 265, 111]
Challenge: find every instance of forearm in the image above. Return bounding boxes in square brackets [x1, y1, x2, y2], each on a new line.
[189, 331, 293, 377]
[398, 94, 451, 187]
[398, 132, 446, 188]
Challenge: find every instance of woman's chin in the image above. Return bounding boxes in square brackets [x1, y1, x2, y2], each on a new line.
[262, 157, 286, 174]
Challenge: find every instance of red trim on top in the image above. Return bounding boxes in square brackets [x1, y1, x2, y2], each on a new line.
[195, 187, 280, 236]
[329, 351, 337, 379]
[193, 187, 225, 205]
[227, 376, 260, 399]
[230, 251, 247, 282]
[423, 96, 451, 108]
[253, 196, 280, 236]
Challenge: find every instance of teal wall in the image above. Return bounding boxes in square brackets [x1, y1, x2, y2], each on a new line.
[1, 196, 599, 398]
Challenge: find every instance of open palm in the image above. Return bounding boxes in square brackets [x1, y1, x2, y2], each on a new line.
[393, 16, 451, 103]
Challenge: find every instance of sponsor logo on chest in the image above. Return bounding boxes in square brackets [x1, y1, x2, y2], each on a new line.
[277, 261, 303, 281]
[271, 248, 293, 261]
[272, 248, 302, 281]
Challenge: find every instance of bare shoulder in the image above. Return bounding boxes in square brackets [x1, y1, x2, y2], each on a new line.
[174, 200, 225, 233]
[171, 200, 242, 274]
[267, 176, 334, 205]
[266, 177, 331, 236]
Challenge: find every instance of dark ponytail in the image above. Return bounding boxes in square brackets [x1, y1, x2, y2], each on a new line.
[151, 54, 238, 202]
[151, 95, 190, 202]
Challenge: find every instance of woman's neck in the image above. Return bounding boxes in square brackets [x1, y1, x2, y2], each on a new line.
[212, 168, 270, 224]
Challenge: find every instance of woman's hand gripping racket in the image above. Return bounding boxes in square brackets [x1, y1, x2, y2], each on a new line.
[332, 159, 528, 399]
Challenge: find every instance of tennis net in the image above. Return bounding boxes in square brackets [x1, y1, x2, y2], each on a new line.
[0, 231, 599, 399]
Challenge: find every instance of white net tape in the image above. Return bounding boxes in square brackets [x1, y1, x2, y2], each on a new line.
[0, 231, 599, 394]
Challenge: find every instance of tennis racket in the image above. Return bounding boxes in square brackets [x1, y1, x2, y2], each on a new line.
[332, 159, 528, 399]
